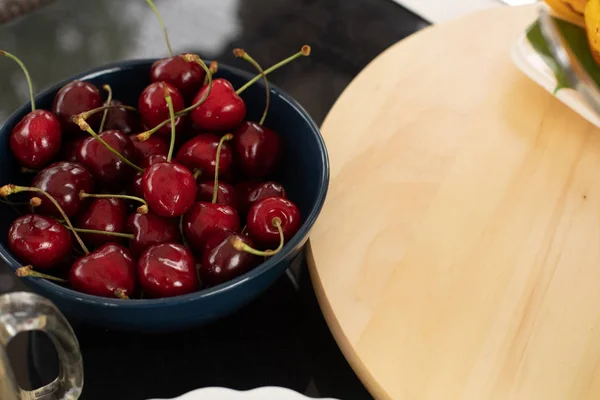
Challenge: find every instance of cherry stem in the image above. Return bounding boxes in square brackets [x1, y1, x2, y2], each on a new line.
[235, 45, 311, 95]
[212, 133, 233, 203]
[179, 215, 188, 247]
[145, 0, 173, 57]
[193, 169, 202, 180]
[137, 54, 213, 142]
[164, 86, 176, 162]
[75, 104, 137, 121]
[114, 289, 129, 300]
[79, 191, 148, 214]
[16, 266, 67, 283]
[204, 61, 218, 85]
[30, 197, 42, 208]
[232, 218, 284, 256]
[177, 54, 213, 114]
[64, 226, 134, 240]
[0, 50, 35, 111]
[72, 117, 144, 173]
[20, 167, 38, 174]
[0, 184, 89, 255]
[99, 84, 113, 132]
[234, 48, 270, 125]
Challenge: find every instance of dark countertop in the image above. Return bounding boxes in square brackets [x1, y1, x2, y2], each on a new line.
[0, 0, 428, 398]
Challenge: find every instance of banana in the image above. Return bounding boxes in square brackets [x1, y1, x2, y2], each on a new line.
[544, 0, 586, 26]
[585, 0, 600, 64]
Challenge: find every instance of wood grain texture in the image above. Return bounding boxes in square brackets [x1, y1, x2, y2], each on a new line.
[307, 5, 600, 400]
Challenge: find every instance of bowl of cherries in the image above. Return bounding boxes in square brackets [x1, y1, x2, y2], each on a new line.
[0, 2, 328, 332]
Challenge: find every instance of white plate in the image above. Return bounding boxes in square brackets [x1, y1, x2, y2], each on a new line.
[510, 30, 600, 127]
[147, 387, 340, 400]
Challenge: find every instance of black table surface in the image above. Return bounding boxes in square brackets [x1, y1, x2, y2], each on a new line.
[0, 0, 428, 398]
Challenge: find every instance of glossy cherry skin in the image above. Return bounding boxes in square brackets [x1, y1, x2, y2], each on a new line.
[233, 121, 283, 178]
[200, 230, 258, 286]
[196, 181, 237, 207]
[52, 81, 103, 134]
[246, 196, 301, 249]
[10, 110, 62, 169]
[60, 137, 85, 163]
[150, 56, 205, 100]
[8, 214, 71, 270]
[130, 154, 169, 198]
[138, 82, 185, 136]
[76, 198, 127, 247]
[130, 134, 168, 162]
[76, 129, 135, 190]
[131, 155, 168, 196]
[142, 161, 197, 217]
[103, 100, 142, 134]
[239, 181, 286, 216]
[31, 161, 94, 217]
[189, 79, 246, 131]
[183, 202, 240, 252]
[69, 243, 136, 298]
[138, 243, 198, 298]
[127, 211, 180, 257]
[175, 133, 233, 178]
[235, 180, 260, 201]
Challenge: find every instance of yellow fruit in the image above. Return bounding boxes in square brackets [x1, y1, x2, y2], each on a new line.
[544, 0, 586, 26]
[585, 0, 600, 64]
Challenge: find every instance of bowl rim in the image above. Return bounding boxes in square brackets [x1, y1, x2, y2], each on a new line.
[0, 58, 330, 307]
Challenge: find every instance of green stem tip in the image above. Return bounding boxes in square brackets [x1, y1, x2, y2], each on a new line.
[234, 48, 270, 125]
[145, 0, 173, 57]
[0, 50, 35, 111]
[235, 45, 311, 96]
[230, 217, 284, 256]
[99, 84, 113, 132]
[1, 184, 89, 255]
[16, 266, 67, 283]
[72, 117, 143, 173]
[212, 133, 233, 204]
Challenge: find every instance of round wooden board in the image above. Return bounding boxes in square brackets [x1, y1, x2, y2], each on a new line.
[307, 5, 600, 400]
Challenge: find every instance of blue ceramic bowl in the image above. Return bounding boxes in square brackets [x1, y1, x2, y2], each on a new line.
[0, 59, 329, 332]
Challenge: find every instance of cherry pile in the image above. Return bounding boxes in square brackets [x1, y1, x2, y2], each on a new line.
[0, 1, 310, 300]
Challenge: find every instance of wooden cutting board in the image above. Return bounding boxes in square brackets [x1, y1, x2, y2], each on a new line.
[307, 5, 600, 400]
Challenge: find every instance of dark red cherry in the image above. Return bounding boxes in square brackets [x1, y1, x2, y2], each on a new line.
[76, 129, 135, 190]
[10, 110, 62, 169]
[69, 243, 136, 298]
[138, 243, 198, 298]
[200, 230, 258, 286]
[31, 161, 94, 217]
[235, 180, 260, 201]
[239, 181, 286, 216]
[183, 202, 240, 252]
[233, 121, 283, 178]
[141, 154, 168, 168]
[52, 81, 103, 134]
[127, 212, 180, 257]
[247, 196, 301, 249]
[8, 214, 71, 270]
[175, 133, 233, 178]
[150, 56, 205, 100]
[189, 79, 246, 131]
[196, 181, 237, 207]
[130, 134, 168, 162]
[138, 82, 185, 136]
[60, 137, 86, 163]
[129, 154, 169, 198]
[103, 100, 142, 134]
[76, 198, 127, 247]
[142, 161, 196, 217]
